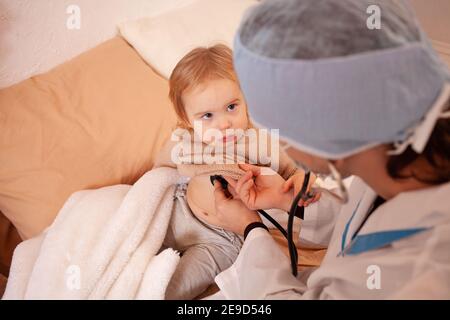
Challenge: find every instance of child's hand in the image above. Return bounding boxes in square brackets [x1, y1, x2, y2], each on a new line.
[282, 171, 321, 207]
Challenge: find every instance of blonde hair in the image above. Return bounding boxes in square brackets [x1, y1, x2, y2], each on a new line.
[169, 44, 238, 128]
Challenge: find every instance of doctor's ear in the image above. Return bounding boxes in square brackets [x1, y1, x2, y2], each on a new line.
[328, 159, 348, 177]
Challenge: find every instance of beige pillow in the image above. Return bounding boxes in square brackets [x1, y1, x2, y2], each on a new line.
[0, 36, 177, 239]
[119, 0, 258, 79]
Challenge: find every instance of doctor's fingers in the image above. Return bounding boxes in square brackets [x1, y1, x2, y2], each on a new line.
[237, 178, 257, 209]
[300, 190, 322, 207]
[227, 182, 240, 199]
[234, 171, 254, 196]
[221, 177, 240, 199]
[282, 177, 295, 193]
[238, 163, 261, 176]
[312, 192, 322, 203]
[223, 176, 237, 189]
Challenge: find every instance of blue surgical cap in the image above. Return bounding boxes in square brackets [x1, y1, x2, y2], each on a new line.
[234, 0, 450, 159]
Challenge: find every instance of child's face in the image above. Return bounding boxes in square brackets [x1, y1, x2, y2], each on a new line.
[183, 78, 249, 144]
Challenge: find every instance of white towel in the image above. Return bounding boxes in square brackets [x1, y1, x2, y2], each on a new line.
[3, 167, 181, 299]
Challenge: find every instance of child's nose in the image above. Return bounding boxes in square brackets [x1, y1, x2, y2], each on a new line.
[219, 118, 232, 130]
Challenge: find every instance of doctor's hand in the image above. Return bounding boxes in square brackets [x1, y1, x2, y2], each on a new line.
[282, 171, 321, 207]
[224, 164, 294, 212]
[213, 180, 262, 236]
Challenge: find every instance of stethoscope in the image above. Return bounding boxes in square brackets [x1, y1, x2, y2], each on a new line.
[210, 172, 313, 277]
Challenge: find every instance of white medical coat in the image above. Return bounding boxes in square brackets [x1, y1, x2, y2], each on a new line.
[214, 177, 450, 299]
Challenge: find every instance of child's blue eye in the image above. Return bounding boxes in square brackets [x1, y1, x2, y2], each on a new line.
[227, 104, 237, 111]
[201, 113, 213, 120]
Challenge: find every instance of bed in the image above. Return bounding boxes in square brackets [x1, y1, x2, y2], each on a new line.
[0, 0, 326, 299]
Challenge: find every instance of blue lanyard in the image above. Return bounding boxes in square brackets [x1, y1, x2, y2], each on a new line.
[340, 199, 362, 255]
[339, 199, 429, 256]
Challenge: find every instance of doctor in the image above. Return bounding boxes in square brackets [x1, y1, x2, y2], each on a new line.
[210, 0, 450, 299]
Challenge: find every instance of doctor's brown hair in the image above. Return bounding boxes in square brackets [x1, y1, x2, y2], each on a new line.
[169, 44, 239, 129]
[387, 98, 450, 185]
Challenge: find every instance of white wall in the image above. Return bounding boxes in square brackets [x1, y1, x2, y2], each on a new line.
[410, 0, 450, 68]
[0, 0, 196, 88]
[0, 0, 449, 89]
[410, 0, 450, 44]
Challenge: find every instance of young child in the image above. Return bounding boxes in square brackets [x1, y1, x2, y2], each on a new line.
[155, 44, 318, 299]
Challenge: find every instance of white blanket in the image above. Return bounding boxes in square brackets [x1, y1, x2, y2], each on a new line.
[3, 167, 182, 299]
